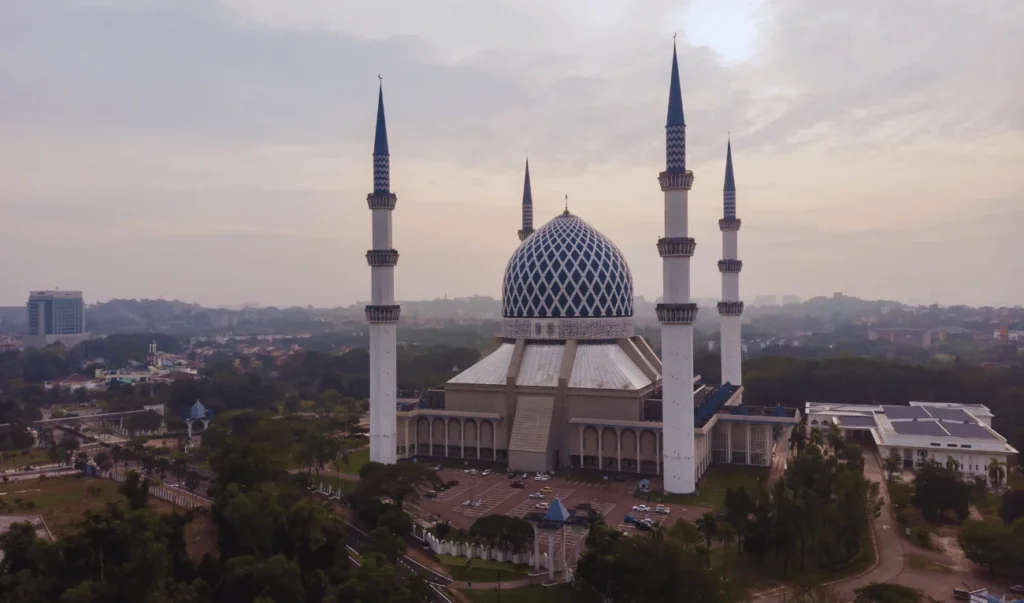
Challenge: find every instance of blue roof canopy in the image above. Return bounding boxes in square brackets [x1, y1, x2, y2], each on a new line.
[543, 497, 571, 523]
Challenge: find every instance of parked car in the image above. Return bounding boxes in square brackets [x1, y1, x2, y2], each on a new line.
[481, 470, 491, 476]
[424, 490, 438, 498]
[632, 504, 651, 513]
[507, 472, 517, 479]
[463, 468, 472, 474]
[613, 474, 627, 482]
[540, 475, 551, 481]
[511, 481, 525, 488]
[533, 475, 544, 481]
[536, 502, 550, 510]
[520, 473, 528, 479]
[655, 505, 670, 515]
[529, 492, 545, 499]
[636, 520, 653, 532]
[468, 469, 479, 475]
[433, 465, 442, 471]
[540, 486, 553, 494]
[623, 514, 638, 524]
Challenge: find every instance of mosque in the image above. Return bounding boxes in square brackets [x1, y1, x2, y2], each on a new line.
[364, 44, 801, 494]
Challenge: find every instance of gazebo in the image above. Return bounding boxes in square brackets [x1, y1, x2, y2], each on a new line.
[536, 497, 571, 582]
[185, 400, 212, 438]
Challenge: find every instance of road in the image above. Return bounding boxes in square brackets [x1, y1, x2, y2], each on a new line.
[344, 520, 454, 603]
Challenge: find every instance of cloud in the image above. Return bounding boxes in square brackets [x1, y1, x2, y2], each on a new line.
[0, 0, 1022, 308]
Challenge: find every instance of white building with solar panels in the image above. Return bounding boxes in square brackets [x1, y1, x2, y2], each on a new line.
[805, 402, 1017, 476]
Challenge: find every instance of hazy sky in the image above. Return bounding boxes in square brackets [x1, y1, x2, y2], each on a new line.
[2, 0, 1022, 308]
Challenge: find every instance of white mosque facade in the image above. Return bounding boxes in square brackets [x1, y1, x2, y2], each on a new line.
[368, 45, 801, 493]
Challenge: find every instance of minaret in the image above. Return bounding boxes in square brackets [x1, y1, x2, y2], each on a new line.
[517, 159, 534, 242]
[656, 41, 697, 494]
[365, 80, 399, 464]
[718, 140, 744, 390]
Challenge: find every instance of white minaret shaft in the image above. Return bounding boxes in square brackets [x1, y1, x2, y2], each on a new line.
[366, 82, 399, 464]
[658, 42, 697, 495]
[518, 159, 534, 242]
[718, 141, 744, 389]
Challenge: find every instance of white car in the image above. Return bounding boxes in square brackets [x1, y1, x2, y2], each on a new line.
[468, 469, 478, 475]
[533, 475, 544, 481]
[481, 470, 491, 476]
[529, 492, 545, 499]
[536, 502, 550, 510]
[655, 505, 670, 515]
[463, 468, 472, 474]
[541, 475, 551, 481]
[433, 465, 442, 471]
[632, 504, 651, 513]
[520, 473, 528, 479]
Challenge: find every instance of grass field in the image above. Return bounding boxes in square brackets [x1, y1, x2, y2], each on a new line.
[0, 475, 124, 537]
[438, 555, 530, 582]
[337, 449, 370, 475]
[0, 448, 52, 471]
[463, 584, 573, 603]
[656, 465, 768, 511]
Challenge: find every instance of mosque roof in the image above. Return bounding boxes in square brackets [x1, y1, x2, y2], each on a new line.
[502, 212, 633, 320]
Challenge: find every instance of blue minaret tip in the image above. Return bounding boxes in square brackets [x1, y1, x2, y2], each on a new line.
[667, 39, 685, 127]
[523, 158, 533, 206]
[373, 81, 389, 156]
[724, 139, 735, 192]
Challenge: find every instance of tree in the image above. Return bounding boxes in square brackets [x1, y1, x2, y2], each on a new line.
[945, 456, 961, 473]
[999, 488, 1024, 524]
[913, 459, 972, 522]
[469, 514, 535, 552]
[717, 522, 737, 561]
[378, 508, 414, 537]
[789, 423, 807, 455]
[357, 463, 441, 510]
[695, 512, 718, 568]
[364, 527, 405, 563]
[959, 518, 1024, 575]
[93, 451, 112, 472]
[184, 471, 201, 505]
[117, 469, 150, 510]
[882, 452, 903, 483]
[987, 459, 1006, 490]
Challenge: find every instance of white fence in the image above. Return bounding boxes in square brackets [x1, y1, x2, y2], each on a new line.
[422, 532, 548, 570]
[103, 470, 210, 508]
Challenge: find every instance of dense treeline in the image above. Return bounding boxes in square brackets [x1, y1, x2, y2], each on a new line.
[743, 356, 1024, 453]
[0, 415, 433, 602]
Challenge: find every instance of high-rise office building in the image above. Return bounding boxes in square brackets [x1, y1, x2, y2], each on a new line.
[25, 291, 89, 348]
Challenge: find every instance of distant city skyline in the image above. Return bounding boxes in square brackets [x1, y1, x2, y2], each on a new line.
[1, 1, 1021, 309]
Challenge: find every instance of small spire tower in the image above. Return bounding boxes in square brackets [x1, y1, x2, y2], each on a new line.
[518, 159, 534, 242]
[718, 140, 744, 390]
[657, 40, 698, 494]
[365, 79, 399, 464]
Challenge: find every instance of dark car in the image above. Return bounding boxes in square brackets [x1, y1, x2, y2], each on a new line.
[612, 474, 627, 483]
[511, 481, 525, 488]
[423, 490, 438, 498]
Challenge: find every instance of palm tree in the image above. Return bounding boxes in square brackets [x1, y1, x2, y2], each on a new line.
[987, 459, 1006, 489]
[882, 452, 902, 483]
[789, 424, 807, 455]
[808, 427, 825, 451]
[945, 456, 961, 473]
[716, 522, 737, 565]
[695, 512, 718, 569]
[826, 423, 845, 457]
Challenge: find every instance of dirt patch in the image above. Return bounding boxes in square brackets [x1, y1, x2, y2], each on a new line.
[183, 509, 218, 560]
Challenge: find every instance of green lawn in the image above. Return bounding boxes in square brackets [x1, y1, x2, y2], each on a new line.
[655, 465, 768, 511]
[299, 472, 358, 494]
[0, 448, 52, 471]
[438, 555, 530, 582]
[463, 584, 572, 602]
[0, 475, 124, 537]
[337, 449, 369, 475]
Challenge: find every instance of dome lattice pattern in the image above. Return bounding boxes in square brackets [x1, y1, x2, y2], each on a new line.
[503, 213, 633, 319]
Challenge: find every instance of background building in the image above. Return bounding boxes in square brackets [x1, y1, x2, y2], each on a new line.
[25, 290, 89, 348]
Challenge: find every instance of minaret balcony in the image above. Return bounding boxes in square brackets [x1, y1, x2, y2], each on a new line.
[656, 303, 698, 324]
[365, 305, 401, 323]
[367, 192, 398, 210]
[658, 170, 694, 191]
[657, 237, 696, 257]
[717, 301, 745, 316]
[719, 218, 741, 231]
[717, 259, 743, 273]
[366, 249, 399, 267]
[517, 228, 534, 242]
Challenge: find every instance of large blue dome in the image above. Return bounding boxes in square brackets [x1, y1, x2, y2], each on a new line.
[502, 212, 634, 320]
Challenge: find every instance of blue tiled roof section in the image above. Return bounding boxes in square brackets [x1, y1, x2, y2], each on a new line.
[696, 382, 735, 426]
[373, 84, 389, 156]
[666, 43, 685, 127]
[544, 497, 571, 523]
[502, 213, 634, 319]
[187, 400, 208, 420]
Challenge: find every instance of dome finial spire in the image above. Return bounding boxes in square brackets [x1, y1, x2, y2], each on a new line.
[665, 37, 687, 173]
[563, 194, 569, 215]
